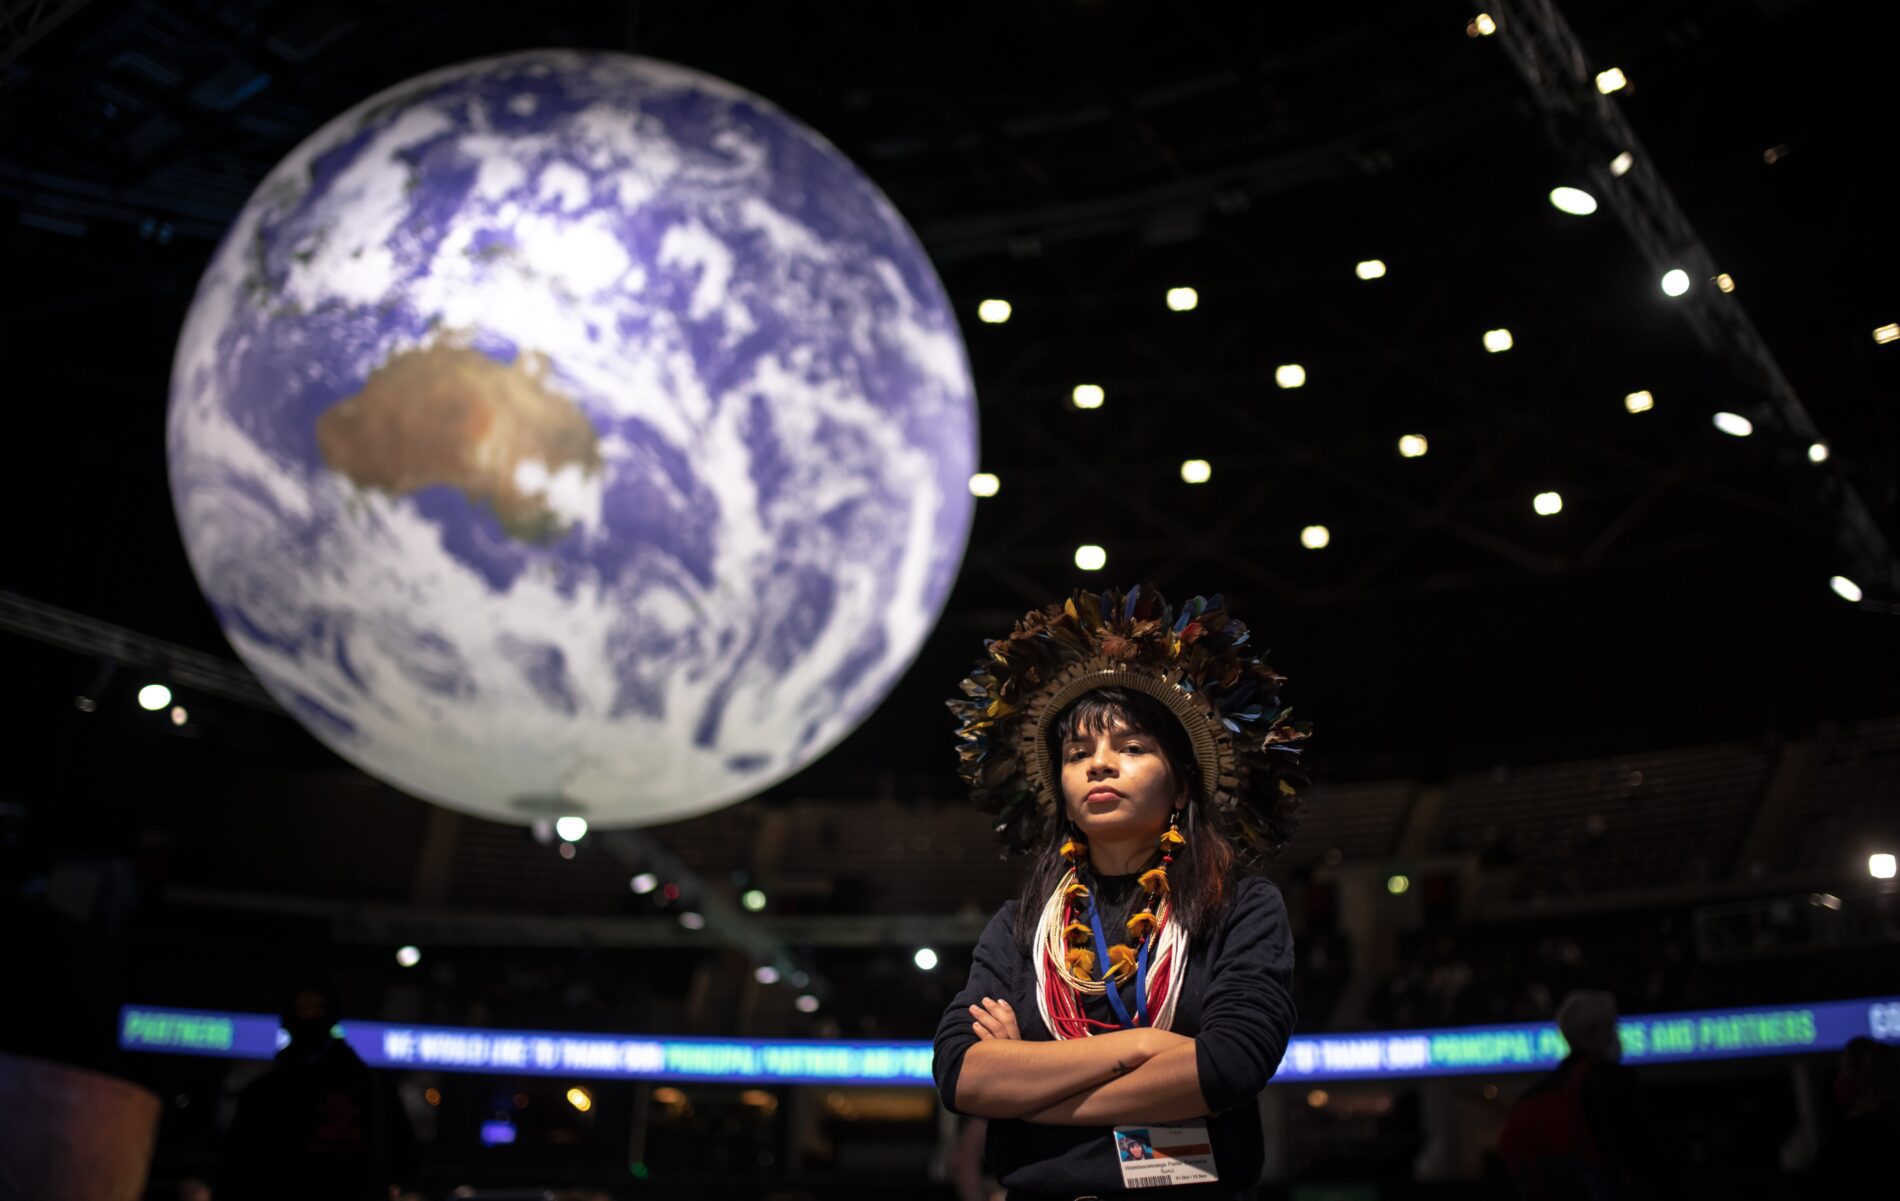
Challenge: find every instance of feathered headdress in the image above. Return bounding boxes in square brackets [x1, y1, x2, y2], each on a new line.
[948, 582, 1312, 859]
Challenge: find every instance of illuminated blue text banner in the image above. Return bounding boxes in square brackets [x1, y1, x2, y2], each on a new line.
[121, 995, 1900, 1085]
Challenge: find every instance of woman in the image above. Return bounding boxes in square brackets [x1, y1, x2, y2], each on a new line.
[935, 583, 1312, 1200]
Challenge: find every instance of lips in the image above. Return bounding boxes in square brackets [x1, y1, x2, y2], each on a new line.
[1086, 789, 1124, 801]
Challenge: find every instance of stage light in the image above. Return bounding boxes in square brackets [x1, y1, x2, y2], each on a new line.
[170, 706, 188, 726]
[1467, 12, 1497, 37]
[914, 947, 939, 971]
[1180, 459, 1212, 484]
[1763, 144, 1789, 165]
[1609, 151, 1634, 176]
[678, 911, 706, 930]
[557, 843, 576, 860]
[969, 472, 1000, 497]
[652, 1087, 687, 1107]
[396, 945, 421, 968]
[74, 696, 96, 712]
[1300, 525, 1330, 550]
[1398, 434, 1428, 459]
[977, 298, 1012, 324]
[630, 873, 658, 894]
[1534, 491, 1563, 516]
[1874, 323, 1899, 345]
[661, 883, 680, 900]
[1625, 390, 1654, 414]
[1595, 67, 1628, 94]
[1483, 328, 1513, 353]
[1386, 874, 1411, 895]
[1166, 286, 1199, 312]
[1872, 853, 1898, 880]
[555, 816, 588, 842]
[1810, 893, 1843, 910]
[1715, 273, 1736, 293]
[1809, 442, 1829, 463]
[755, 965, 780, 985]
[1307, 1089, 1330, 1108]
[1661, 269, 1691, 297]
[1075, 544, 1107, 571]
[795, 994, 821, 1013]
[1548, 186, 1597, 215]
[567, 1087, 593, 1113]
[1830, 576, 1862, 603]
[1275, 363, 1307, 389]
[424, 1088, 441, 1106]
[741, 889, 767, 911]
[1072, 383, 1105, 409]
[1713, 412, 1753, 437]
[138, 684, 172, 711]
[1355, 258, 1388, 280]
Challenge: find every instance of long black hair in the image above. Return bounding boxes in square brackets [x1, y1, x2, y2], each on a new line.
[1010, 686, 1246, 951]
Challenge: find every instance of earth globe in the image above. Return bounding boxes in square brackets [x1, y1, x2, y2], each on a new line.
[166, 50, 978, 827]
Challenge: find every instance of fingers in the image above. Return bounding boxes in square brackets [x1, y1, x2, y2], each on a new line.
[969, 997, 1020, 1041]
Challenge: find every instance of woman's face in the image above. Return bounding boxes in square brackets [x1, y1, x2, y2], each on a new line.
[1060, 718, 1185, 844]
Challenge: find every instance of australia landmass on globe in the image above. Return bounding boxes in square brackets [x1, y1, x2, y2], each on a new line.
[315, 343, 602, 543]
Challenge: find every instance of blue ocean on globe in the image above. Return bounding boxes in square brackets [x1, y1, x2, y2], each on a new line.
[167, 51, 978, 826]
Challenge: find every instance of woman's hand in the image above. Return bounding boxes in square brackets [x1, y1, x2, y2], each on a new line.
[970, 996, 1021, 1041]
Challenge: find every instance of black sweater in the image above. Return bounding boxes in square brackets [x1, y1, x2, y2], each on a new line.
[932, 873, 1297, 1196]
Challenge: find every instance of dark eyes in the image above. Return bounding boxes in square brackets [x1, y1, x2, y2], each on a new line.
[1066, 743, 1145, 761]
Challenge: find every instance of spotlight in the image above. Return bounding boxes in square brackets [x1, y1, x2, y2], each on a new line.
[1072, 383, 1105, 409]
[741, 889, 767, 911]
[555, 816, 588, 842]
[396, 945, 421, 968]
[630, 873, 658, 894]
[1624, 390, 1654, 414]
[969, 472, 1000, 498]
[1386, 874, 1411, 895]
[1397, 434, 1428, 459]
[138, 684, 172, 711]
[755, 965, 781, 985]
[74, 696, 96, 712]
[1871, 853, 1897, 880]
[1165, 286, 1199, 312]
[1808, 442, 1829, 463]
[1609, 151, 1634, 177]
[1355, 258, 1388, 280]
[1300, 525, 1330, 550]
[977, 299, 1012, 324]
[1467, 12, 1497, 37]
[170, 706, 189, 726]
[1712, 412, 1753, 437]
[1548, 187, 1597, 215]
[567, 1087, 593, 1113]
[1715, 273, 1736, 293]
[1074, 544, 1107, 571]
[1180, 459, 1212, 484]
[1873, 323, 1899, 345]
[913, 947, 939, 971]
[1763, 144, 1790, 165]
[1595, 67, 1628, 94]
[1307, 1089, 1330, 1108]
[1274, 363, 1307, 389]
[1830, 576, 1863, 603]
[1482, 328, 1514, 353]
[1533, 491, 1563, 516]
[679, 911, 706, 930]
[795, 994, 820, 1013]
[1661, 269, 1690, 297]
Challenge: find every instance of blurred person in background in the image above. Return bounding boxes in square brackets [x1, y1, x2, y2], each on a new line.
[220, 978, 417, 1201]
[1806, 1036, 1900, 1192]
[1498, 989, 1673, 1199]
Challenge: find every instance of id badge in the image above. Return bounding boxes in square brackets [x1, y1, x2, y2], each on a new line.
[1111, 1121, 1219, 1188]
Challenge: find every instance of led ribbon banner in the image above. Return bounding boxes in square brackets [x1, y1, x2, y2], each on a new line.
[121, 995, 1900, 1086]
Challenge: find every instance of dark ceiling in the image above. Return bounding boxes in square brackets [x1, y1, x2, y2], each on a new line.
[4, 0, 1898, 834]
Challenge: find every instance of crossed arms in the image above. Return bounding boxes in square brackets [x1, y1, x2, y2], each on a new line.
[950, 997, 1213, 1126]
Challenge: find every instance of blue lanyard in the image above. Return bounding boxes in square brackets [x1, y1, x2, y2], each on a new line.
[1085, 889, 1149, 1028]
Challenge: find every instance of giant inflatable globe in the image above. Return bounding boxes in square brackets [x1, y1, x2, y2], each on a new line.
[167, 51, 978, 826]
